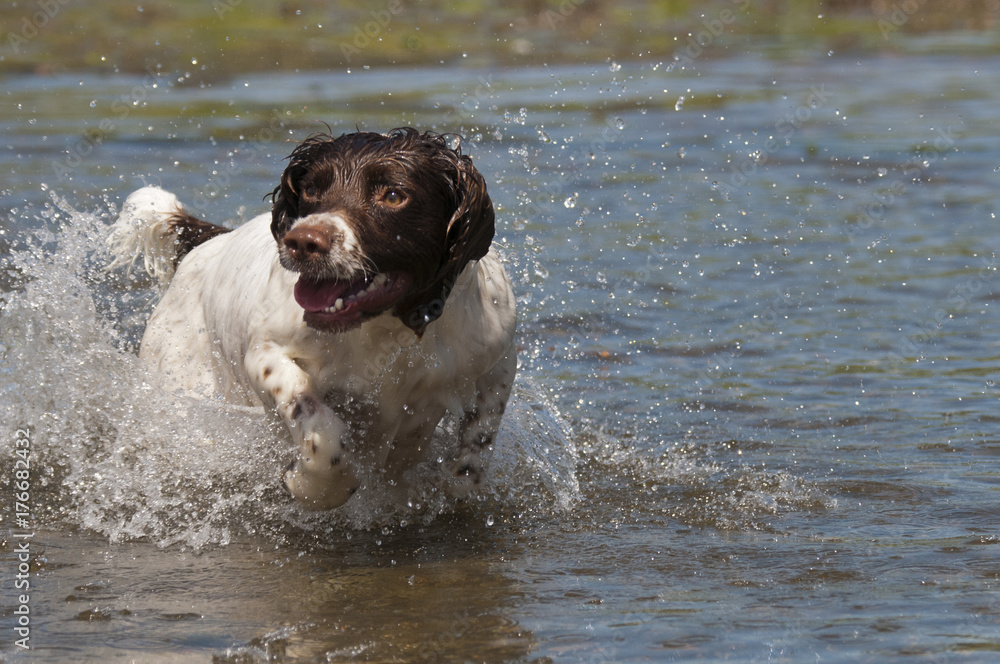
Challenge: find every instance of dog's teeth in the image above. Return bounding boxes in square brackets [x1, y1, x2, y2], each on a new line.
[334, 298, 344, 311]
[363, 274, 386, 293]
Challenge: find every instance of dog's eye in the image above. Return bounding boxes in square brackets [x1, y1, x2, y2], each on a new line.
[380, 189, 407, 207]
[302, 184, 319, 199]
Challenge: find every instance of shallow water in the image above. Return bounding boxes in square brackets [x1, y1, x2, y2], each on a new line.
[3, 44, 1000, 662]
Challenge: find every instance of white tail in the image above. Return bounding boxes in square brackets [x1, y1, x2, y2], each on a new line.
[106, 186, 184, 289]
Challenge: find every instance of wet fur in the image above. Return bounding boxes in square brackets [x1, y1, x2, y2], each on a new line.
[111, 128, 516, 510]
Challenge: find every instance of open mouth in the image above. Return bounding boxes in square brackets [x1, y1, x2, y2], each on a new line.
[293, 271, 412, 330]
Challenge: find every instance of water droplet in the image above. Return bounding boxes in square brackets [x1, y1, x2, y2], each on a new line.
[609, 61, 621, 72]
[615, 118, 625, 130]
[89, 100, 97, 108]
[563, 194, 578, 209]
[674, 95, 685, 111]
[486, 515, 495, 526]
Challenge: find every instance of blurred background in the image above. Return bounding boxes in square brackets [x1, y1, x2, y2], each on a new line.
[2, 0, 1000, 77]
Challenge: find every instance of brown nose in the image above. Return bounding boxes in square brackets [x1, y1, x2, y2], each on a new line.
[283, 224, 331, 262]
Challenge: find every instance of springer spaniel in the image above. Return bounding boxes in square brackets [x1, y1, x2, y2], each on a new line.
[108, 128, 516, 510]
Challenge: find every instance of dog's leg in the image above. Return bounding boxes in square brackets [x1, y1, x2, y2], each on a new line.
[245, 341, 359, 509]
[449, 344, 516, 497]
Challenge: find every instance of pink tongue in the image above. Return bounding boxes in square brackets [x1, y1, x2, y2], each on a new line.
[293, 278, 353, 312]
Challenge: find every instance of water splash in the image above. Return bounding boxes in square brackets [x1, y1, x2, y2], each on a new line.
[2, 191, 830, 550]
[575, 428, 833, 532]
[0, 195, 581, 550]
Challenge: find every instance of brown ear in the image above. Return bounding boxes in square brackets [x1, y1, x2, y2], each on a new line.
[396, 149, 495, 335]
[269, 171, 297, 242]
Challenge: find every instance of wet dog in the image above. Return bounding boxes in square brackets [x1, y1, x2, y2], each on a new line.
[108, 129, 516, 509]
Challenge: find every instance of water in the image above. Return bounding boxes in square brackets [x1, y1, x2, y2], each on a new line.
[3, 47, 1000, 662]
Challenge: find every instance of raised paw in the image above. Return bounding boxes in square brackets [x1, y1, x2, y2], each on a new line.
[283, 403, 360, 509]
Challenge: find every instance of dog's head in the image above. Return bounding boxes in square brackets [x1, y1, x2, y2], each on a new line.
[271, 128, 495, 335]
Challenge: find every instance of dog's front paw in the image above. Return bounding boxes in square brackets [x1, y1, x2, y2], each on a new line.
[283, 406, 360, 509]
[283, 458, 359, 510]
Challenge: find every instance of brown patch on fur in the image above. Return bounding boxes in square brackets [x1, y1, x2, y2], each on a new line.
[167, 210, 231, 263]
